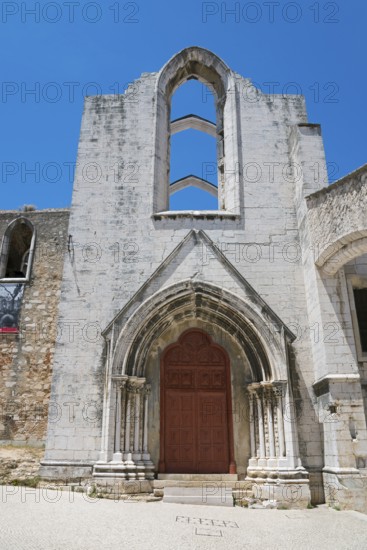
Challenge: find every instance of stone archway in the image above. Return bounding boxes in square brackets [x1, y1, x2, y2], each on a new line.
[153, 47, 242, 214]
[306, 164, 367, 276]
[94, 280, 309, 492]
[159, 329, 236, 474]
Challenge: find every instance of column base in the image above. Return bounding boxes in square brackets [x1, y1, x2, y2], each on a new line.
[92, 457, 155, 481]
[98, 451, 109, 462]
[142, 454, 155, 480]
[246, 464, 309, 481]
[247, 456, 302, 476]
[112, 452, 123, 462]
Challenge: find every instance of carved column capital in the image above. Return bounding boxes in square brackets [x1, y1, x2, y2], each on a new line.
[272, 381, 287, 398]
[247, 383, 262, 398]
[264, 385, 275, 403]
[127, 376, 146, 393]
[112, 375, 129, 389]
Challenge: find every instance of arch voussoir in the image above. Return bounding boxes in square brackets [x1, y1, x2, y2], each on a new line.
[111, 280, 290, 383]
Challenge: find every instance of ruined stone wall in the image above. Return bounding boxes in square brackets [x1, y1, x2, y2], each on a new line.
[306, 164, 367, 267]
[0, 210, 69, 444]
[42, 55, 318, 473]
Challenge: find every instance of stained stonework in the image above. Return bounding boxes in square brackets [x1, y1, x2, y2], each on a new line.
[306, 164, 367, 274]
[1, 48, 367, 511]
[0, 210, 69, 444]
[0, 445, 43, 483]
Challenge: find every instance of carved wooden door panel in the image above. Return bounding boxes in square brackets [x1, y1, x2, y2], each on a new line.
[161, 330, 231, 474]
[165, 390, 196, 472]
[197, 391, 228, 473]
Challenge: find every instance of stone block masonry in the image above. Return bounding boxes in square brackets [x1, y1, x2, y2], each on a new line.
[0, 210, 69, 444]
[1, 47, 367, 512]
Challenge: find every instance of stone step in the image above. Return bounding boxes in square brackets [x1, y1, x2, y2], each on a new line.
[153, 479, 253, 505]
[153, 479, 250, 489]
[157, 474, 238, 481]
[162, 486, 234, 507]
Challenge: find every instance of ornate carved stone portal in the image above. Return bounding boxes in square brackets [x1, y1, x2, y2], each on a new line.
[94, 375, 154, 480]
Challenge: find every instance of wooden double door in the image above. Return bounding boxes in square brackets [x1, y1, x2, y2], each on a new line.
[159, 329, 235, 474]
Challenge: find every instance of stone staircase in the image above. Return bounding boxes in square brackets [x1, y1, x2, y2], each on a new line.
[153, 474, 253, 506]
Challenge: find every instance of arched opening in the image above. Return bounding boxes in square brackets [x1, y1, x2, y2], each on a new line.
[345, 252, 367, 362]
[95, 281, 306, 485]
[354, 288, 367, 353]
[171, 78, 216, 121]
[170, 131, 218, 210]
[0, 218, 36, 281]
[117, 281, 275, 382]
[159, 328, 236, 474]
[169, 80, 220, 211]
[317, 232, 367, 276]
[153, 47, 241, 215]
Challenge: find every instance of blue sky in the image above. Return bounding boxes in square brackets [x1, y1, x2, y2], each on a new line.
[0, 1, 366, 210]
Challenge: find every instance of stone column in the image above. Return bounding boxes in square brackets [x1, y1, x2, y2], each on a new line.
[281, 381, 303, 470]
[97, 340, 116, 463]
[113, 381, 123, 461]
[274, 383, 286, 458]
[265, 386, 276, 466]
[132, 380, 145, 462]
[142, 384, 154, 479]
[266, 387, 276, 457]
[255, 387, 266, 464]
[120, 378, 128, 453]
[124, 381, 133, 458]
[124, 378, 138, 479]
[143, 384, 151, 456]
[248, 390, 256, 459]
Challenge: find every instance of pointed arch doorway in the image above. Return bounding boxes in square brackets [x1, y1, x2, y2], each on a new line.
[159, 329, 236, 474]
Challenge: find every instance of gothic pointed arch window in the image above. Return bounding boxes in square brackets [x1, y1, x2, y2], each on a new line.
[0, 217, 36, 281]
[153, 47, 241, 218]
[169, 79, 219, 210]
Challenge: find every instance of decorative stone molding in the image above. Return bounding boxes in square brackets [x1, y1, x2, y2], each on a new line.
[313, 373, 360, 397]
[246, 381, 308, 483]
[94, 375, 154, 480]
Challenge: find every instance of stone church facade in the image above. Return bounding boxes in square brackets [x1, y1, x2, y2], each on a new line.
[1, 47, 367, 510]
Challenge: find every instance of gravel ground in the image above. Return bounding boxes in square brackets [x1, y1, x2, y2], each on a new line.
[0, 486, 366, 550]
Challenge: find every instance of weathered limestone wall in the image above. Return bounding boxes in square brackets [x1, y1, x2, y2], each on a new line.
[291, 126, 367, 510]
[0, 210, 69, 444]
[306, 164, 367, 272]
[286, 123, 329, 498]
[2, 49, 367, 510]
[42, 54, 318, 479]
